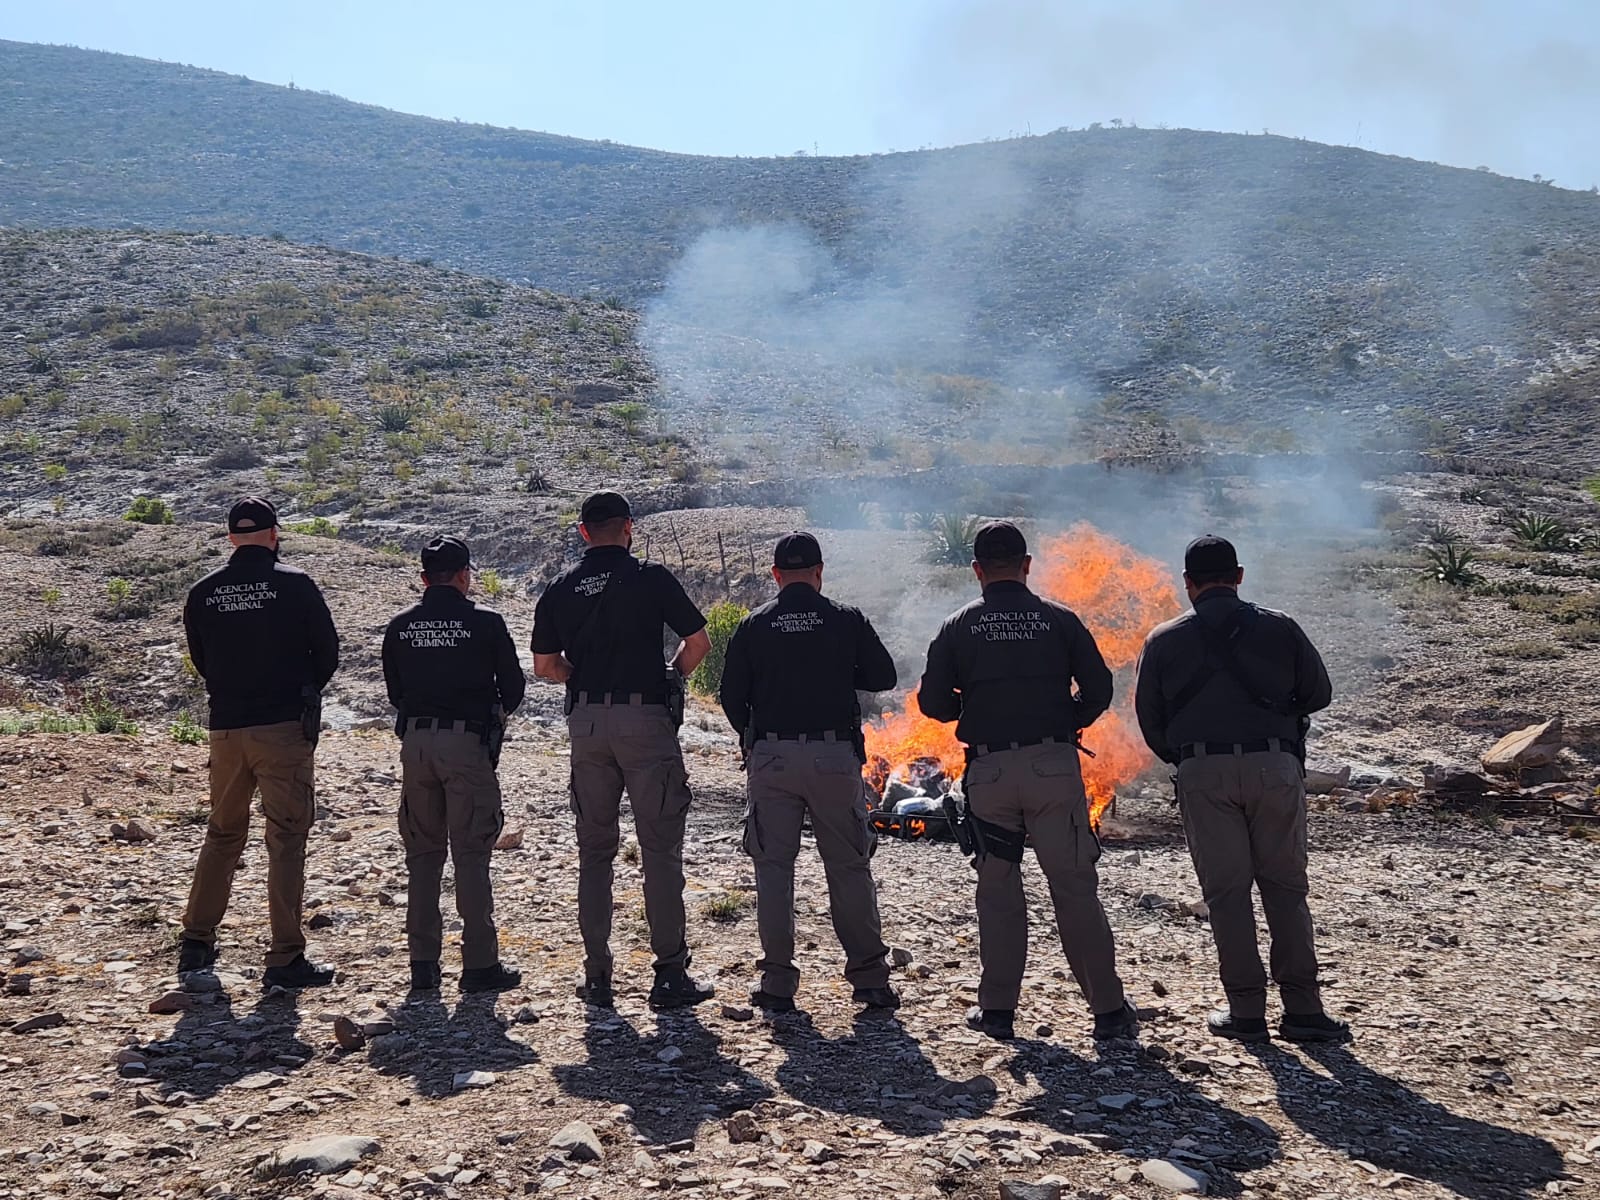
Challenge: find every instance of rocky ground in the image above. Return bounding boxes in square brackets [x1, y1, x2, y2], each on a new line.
[1, 725, 1596, 1200]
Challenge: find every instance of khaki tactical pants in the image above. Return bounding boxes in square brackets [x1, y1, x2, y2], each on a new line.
[567, 701, 693, 982]
[1177, 747, 1321, 1019]
[743, 738, 890, 998]
[182, 721, 314, 967]
[965, 743, 1126, 1014]
[398, 726, 504, 970]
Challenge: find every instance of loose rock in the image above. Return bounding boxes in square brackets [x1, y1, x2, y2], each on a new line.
[550, 1120, 603, 1162]
[1140, 1158, 1209, 1194]
[254, 1134, 381, 1179]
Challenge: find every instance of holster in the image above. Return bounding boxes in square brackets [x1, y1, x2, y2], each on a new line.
[300, 685, 322, 748]
[393, 702, 406, 741]
[664, 666, 686, 730]
[484, 704, 506, 770]
[563, 689, 576, 717]
[850, 694, 867, 763]
[740, 726, 755, 769]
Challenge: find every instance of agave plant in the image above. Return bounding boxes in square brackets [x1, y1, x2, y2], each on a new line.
[1425, 542, 1480, 586]
[925, 513, 982, 566]
[1509, 512, 1570, 551]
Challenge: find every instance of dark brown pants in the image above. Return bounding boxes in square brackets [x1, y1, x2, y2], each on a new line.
[743, 738, 890, 998]
[965, 743, 1126, 1014]
[398, 726, 504, 970]
[567, 701, 692, 983]
[182, 721, 314, 967]
[1177, 747, 1322, 1019]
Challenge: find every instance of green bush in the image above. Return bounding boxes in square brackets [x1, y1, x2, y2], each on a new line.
[81, 689, 137, 735]
[286, 517, 339, 539]
[9, 623, 95, 678]
[1425, 542, 1479, 586]
[1508, 512, 1571, 551]
[124, 496, 175, 525]
[689, 601, 748, 699]
[170, 714, 207, 745]
[925, 513, 982, 566]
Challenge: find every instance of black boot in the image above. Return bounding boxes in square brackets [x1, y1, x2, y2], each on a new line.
[177, 938, 217, 974]
[750, 988, 797, 1014]
[461, 962, 522, 993]
[262, 954, 335, 990]
[649, 967, 715, 1010]
[578, 978, 614, 1008]
[1279, 1011, 1352, 1043]
[1093, 999, 1140, 1041]
[409, 961, 441, 992]
[853, 986, 902, 1011]
[965, 1006, 1015, 1041]
[1206, 1009, 1269, 1043]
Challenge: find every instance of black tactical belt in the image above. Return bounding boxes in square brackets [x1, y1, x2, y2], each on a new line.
[408, 717, 490, 736]
[967, 735, 1069, 761]
[572, 690, 667, 706]
[760, 730, 852, 743]
[1178, 738, 1294, 761]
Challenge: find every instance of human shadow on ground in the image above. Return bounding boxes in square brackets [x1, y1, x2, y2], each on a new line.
[1006, 1037, 1279, 1197]
[1250, 1041, 1569, 1200]
[368, 991, 538, 1098]
[151, 982, 312, 1102]
[552, 1007, 773, 1144]
[768, 1009, 998, 1135]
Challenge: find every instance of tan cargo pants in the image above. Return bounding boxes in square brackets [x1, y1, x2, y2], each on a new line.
[1177, 746, 1321, 1019]
[567, 701, 693, 982]
[742, 737, 890, 998]
[964, 742, 1126, 1014]
[182, 721, 314, 967]
[398, 726, 504, 970]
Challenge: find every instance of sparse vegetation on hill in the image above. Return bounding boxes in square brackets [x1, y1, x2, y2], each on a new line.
[3, 41, 1600, 465]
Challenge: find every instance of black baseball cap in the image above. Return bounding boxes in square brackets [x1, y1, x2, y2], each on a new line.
[972, 520, 1027, 562]
[421, 535, 472, 574]
[579, 490, 632, 525]
[1184, 535, 1240, 576]
[773, 531, 823, 569]
[227, 497, 278, 533]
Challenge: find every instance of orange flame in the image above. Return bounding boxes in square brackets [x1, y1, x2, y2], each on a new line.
[865, 523, 1182, 827]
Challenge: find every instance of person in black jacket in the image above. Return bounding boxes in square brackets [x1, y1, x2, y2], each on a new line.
[916, 521, 1136, 1043]
[178, 497, 339, 989]
[382, 535, 526, 994]
[530, 491, 713, 1010]
[719, 532, 900, 1014]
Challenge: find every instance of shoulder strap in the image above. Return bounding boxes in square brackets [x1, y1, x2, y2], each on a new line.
[1168, 605, 1297, 723]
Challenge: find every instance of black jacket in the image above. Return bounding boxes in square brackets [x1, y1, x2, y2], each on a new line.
[916, 580, 1112, 749]
[1134, 587, 1332, 763]
[382, 586, 526, 720]
[719, 582, 896, 737]
[183, 545, 339, 730]
[531, 545, 706, 695]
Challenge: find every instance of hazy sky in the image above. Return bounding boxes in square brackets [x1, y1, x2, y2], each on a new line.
[7, 0, 1598, 186]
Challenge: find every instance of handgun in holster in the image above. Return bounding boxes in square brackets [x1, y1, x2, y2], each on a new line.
[483, 704, 506, 770]
[664, 665, 686, 730]
[740, 726, 756, 769]
[300, 685, 323, 747]
[850, 695, 867, 764]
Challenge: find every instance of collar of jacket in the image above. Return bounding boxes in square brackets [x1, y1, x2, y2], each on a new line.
[1193, 586, 1240, 609]
[981, 579, 1031, 598]
[229, 544, 278, 565]
[778, 581, 819, 600]
[583, 543, 633, 559]
[422, 584, 470, 607]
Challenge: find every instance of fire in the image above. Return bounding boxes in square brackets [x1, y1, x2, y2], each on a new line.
[864, 523, 1182, 827]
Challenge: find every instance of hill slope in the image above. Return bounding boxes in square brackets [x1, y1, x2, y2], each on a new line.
[4, 41, 1600, 468]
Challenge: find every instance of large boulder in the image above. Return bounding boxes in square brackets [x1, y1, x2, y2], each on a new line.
[1482, 717, 1562, 778]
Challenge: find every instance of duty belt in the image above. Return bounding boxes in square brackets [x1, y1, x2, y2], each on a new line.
[407, 717, 490, 736]
[572, 690, 668, 706]
[966, 735, 1070, 761]
[1178, 738, 1295, 761]
[759, 730, 852, 743]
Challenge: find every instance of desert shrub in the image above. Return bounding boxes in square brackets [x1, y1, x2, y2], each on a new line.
[124, 496, 175, 525]
[205, 442, 263, 471]
[613, 401, 648, 435]
[925, 513, 983, 566]
[701, 892, 751, 922]
[462, 296, 497, 318]
[1425, 542, 1479, 586]
[286, 517, 339, 539]
[81, 689, 137, 735]
[9, 623, 95, 678]
[1422, 521, 1460, 546]
[688, 601, 748, 699]
[479, 569, 505, 599]
[521, 468, 550, 494]
[107, 313, 204, 350]
[169, 713, 207, 745]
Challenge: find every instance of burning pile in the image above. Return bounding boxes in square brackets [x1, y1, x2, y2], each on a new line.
[865, 523, 1182, 832]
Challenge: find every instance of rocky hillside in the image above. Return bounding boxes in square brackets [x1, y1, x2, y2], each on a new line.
[0, 227, 707, 549]
[4, 42, 1600, 466]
